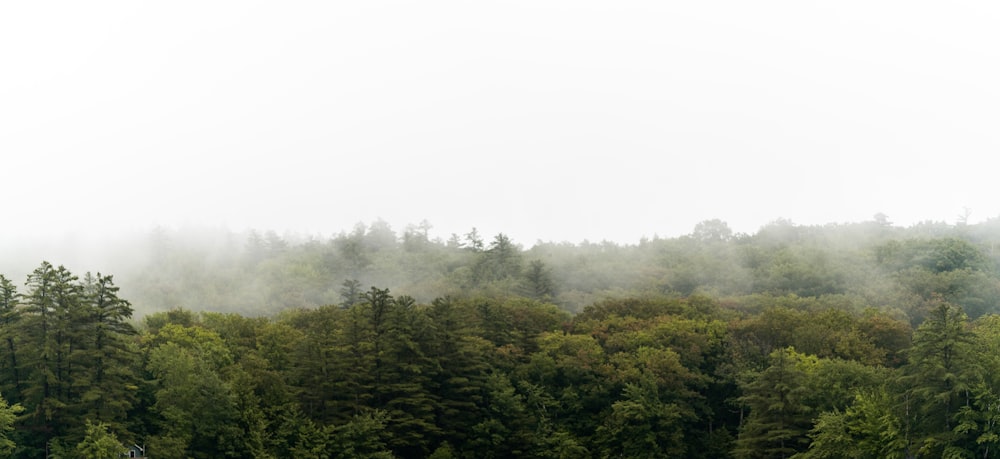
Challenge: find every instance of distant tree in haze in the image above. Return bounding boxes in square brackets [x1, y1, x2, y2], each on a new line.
[464, 228, 484, 252]
[692, 219, 733, 243]
[472, 234, 523, 288]
[365, 220, 398, 251]
[245, 230, 267, 262]
[958, 207, 973, 227]
[335, 228, 371, 273]
[403, 226, 429, 252]
[523, 259, 556, 301]
[340, 279, 363, 308]
[264, 230, 288, 253]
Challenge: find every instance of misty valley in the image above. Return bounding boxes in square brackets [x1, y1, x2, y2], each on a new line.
[4, 217, 1000, 457]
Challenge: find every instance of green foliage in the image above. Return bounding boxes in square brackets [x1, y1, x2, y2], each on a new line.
[339, 279, 362, 308]
[797, 389, 910, 459]
[146, 340, 243, 458]
[902, 300, 979, 453]
[75, 420, 125, 459]
[329, 410, 395, 459]
[734, 348, 815, 459]
[876, 238, 989, 273]
[692, 219, 734, 243]
[83, 219, 1000, 322]
[523, 259, 557, 302]
[0, 275, 23, 403]
[728, 301, 889, 368]
[0, 392, 23, 456]
[8, 263, 141, 453]
[472, 233, 524, 291]
[595, 380, 686, 458]
[11, 219, 1000, 458]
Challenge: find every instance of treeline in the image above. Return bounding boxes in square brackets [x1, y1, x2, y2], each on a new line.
[5, 261, 1000, 457]
[120, 217, 1000, 323]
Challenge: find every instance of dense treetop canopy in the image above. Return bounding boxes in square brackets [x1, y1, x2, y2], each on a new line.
[3, 217, 1000, 457]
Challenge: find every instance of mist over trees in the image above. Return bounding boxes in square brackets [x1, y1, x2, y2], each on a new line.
[30, 216, 997, 324]
[4, 216, 1000, 456]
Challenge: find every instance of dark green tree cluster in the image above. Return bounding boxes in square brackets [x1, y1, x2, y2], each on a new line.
[796, 301, 1000, 458]
[0, 263, 138, 457]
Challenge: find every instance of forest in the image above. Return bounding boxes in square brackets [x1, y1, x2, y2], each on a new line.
[5, 216, 1000, 457]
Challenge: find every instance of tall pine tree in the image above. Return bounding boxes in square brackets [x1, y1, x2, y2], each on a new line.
[902, 299, 980, 456]
[79, 273, 139, 437]
[0, 276, 23, 403]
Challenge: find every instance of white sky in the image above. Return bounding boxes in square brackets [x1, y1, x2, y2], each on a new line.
[2, 1, 999, 246]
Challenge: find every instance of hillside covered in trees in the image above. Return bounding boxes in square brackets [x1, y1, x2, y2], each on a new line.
[112, 216, 1000, 324]
[4, 216, 1000, 457]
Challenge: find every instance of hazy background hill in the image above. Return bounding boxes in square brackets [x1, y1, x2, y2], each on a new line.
[6, 216, 1000, 323]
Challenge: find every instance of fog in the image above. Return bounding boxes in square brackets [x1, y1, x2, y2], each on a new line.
[3, 2, 1000, 263]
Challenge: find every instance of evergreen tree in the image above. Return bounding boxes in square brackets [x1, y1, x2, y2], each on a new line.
[361, 287, 394, 406]
[0, 392, 23, 456]
[339, 279, 362, 308]
[902, 299, 980, 455]
[20, 262, 82, 446]
[596, 380, 686, 458]
[347, 288, 442, 456]
[79, 273, 139, 436]
[426, 297, 491, 452]
[290, 306, 356, 422]
[473, 234, 523, 287]
[522, 259, 556, 302]
[381, 295, 440, 456]
[329, 410, 395, 459]
[468, 372, 534, 458]
[734, 348, 814, 459]
[464, 228, 484, 252]
[0, 276, 23, 402]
